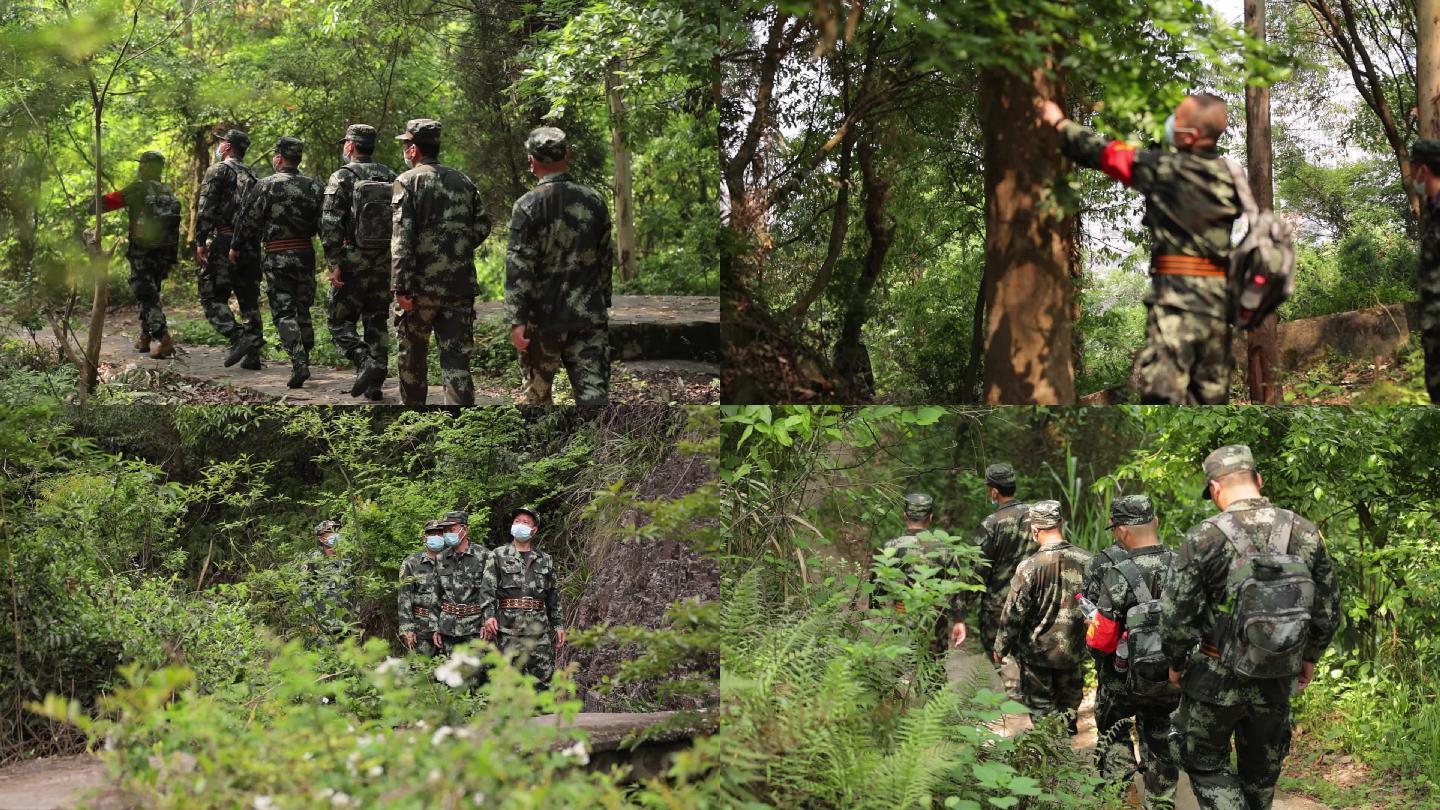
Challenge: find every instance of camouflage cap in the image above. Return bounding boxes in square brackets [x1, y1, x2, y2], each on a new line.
[1108, 494, 1156, 528]
[136, 150, 165, 164]
[343, 124, 377, 151]
[1201, 444, 1257, 499]
[512, 506, 540, 527]
[902, 492, 934, 520]
[984, 462, 1016, 488]
[220, 129, 250, 150]
[274, 136, 304, 159]
[1412, 139, 1440, 170]
[395, 118, 441, 146]
[525, 126, 568, 162]
[439, 510, 469, 527]
[423, 519, 445, 533]
[314, 519, 340, 535]
[1028, 499, 1063, 530]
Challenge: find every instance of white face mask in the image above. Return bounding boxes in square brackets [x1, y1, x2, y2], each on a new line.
[215, 145, 225, 161]
[510, 522, 534, 541]
[322, 534, 338, 547]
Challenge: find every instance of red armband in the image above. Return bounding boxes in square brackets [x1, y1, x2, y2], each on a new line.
[1098, 141, 1137, 186]
[100, 190, 126, 212]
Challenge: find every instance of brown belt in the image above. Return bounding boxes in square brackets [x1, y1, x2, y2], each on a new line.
[412, 607, 432, 618]
[1153, 255, 1226, 278]
[217, 225, 235, 234]
[1200, 641, 1221, 658]
[441, 601, 485, 617]
[264, 237, 313, 253]
[500, 598, 544, 611]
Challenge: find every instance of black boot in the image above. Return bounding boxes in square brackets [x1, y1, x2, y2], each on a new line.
[350, 357, 386, 397]
[364, 385, 383, 401]
[224, 333, 261, 368]
[287, 349, 310, 389]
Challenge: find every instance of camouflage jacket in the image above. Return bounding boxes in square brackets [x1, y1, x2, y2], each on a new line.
[995, 539, 1092, 668]
[396, 550, 442, 635]
[434, 542, 492, 638]
[321, 161, 397, 268]
[482, 543, 563, 635]
[1422, 189, 1440, 294]
[960, 499, 1032, 616]
[879, 531, 963, 623]
[96, 179, 180, 253]
[1059, 121, 1242, 319]
[232, 167, 323, 256]
[390, 158, 492, 297]
[503, 173, 613, 332]
[195, 158, 257, 245]
[1085, 544, 1175, 687]
[299, 548, 354, 636]
[1160, 496, 1339, 706]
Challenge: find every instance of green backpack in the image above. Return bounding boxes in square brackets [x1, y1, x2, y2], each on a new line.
[131, 180, 181, 251]
[341, 165, 397, 252]
[1114, 555, 1180, 701]
[1209, 509, 1315, 679]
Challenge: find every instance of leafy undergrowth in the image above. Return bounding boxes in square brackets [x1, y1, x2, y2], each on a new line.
[1278, 338, 1428, 405]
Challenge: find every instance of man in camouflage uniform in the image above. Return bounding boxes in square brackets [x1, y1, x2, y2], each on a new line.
[481, 506, 566, 687]
[1161, 445, 1339, 810]
[397, 520, 447, 657]
[196, 129, 263, 370]
[432, 510, 492, 663]
[1084, 495, 1180, 809]
[1039, 94, 1243, 404]
[963, 463, 1032, 697]
[299, 519, 355, 639]
[504, 127, 614, 406]
[322, 124, 397, 400]
[230, 136, 323, 388]
[91, 150, 181, 359]
[994, 500, 1092, 734]
[1410, 139, 1440, 403]
[391, 118, 493, 406]
[876, 493, 967, 659]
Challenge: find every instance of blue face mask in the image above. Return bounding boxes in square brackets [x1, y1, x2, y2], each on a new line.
[425, 535, 446, 551]
[322, 534, 338, 548]
[443, 531, 461, 548]
[510, 523, 534, 541]
[1163, 114, 1177, 147]
[215, 145, 225, 161]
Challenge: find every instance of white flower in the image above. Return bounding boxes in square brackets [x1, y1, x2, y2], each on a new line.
[302, 752, 314, 762]
[321, 696, 330, 704]
[427, 768, 442, 784]
[431, 726, 455, 747]
[559, 740, 590, 766]
[367, 764, 384, 777]
[471, 793, 486, 806]
[415, 719, 429, 730]
[318, 789, 334, 799]
[330, 791, 353, 807]
[253, 797, 277, 810]
[375, 657, 404, 675]
[433, 658, 466, 688]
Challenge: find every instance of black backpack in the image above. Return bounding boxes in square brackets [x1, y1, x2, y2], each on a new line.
[342, 165, 396, 252]
[1114, 556, 1180, 701]
[1208, 509, 1316, 679]
[1223, 159, 1296, 330]
[131, 180, 181, 251]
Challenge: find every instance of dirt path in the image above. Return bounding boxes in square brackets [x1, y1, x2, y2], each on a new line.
[0, 755, 117, 810]
[945, 642, 1330, 809]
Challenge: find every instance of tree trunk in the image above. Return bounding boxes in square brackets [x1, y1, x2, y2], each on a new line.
[79, 100, 107, 405]
[978, 66, 1076, 404]
[606, 58, 638, 281]
[833, 127, 894, 400]
[1421, 0, 1440, 138]
[1245, 0, 1281, 405]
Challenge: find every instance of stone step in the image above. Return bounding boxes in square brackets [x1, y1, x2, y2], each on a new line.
[474, 295, 719, 362]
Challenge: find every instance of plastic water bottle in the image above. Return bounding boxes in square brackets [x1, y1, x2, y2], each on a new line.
[1114, 631, 1131, 674]
[1075, 593, 1100, 621]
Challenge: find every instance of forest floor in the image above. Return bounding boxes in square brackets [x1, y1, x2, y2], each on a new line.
[946, 641, 1336, 810]
[0, 755, 120, 810]
[14, 304, 719, 405]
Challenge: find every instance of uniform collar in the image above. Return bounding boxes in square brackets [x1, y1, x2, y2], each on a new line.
[276, 166, 298, 175]
[1223, 495, 1272, 512]
[1038, 539, 1068, 551]
[536, 172, 569, 187]
[1127, 544, 1167, 557]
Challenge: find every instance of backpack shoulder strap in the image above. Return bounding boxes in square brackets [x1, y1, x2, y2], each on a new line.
[1268, 509, 1295, 555]
[1207, 511, 1260, 579]
[1223, 158, 1259, 222]
[1114, 558, 1153, 606]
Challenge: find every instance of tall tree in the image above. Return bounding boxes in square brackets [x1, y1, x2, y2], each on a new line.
[1246, 0, 1281, 405]
[1421, 0, 1440, 138]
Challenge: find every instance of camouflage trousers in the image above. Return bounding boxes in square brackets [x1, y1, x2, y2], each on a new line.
[199, 233, 262, 344]
[1137, 304, 1232, 405]
[395, 295, 475, 406]
[1177, 694, 1292, 810]
[327, 254, 389, 369]
[1016, 658, 1085, 733]
[1421, 261, 1440, 402]
[263, 250, 317, 359]
[979, 601, 1021, 700]
[1095, 681, 1180, 809]
[520, 326, 610, 406]
[500, 622, 556, 687]
[126, 248, 172, 339]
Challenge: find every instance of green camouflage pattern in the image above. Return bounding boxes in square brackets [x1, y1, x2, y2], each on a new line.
[389, 158, 492, 297]
[1421, 188, 1440, 401]
[483, 543, 563, 686]
[1028, 499, 1063, 529]
[1178, 694, 1291, 810]
[323, 161, 397, 369]
[233, 167, 323, 362]
[1160, 496, 1338, 705]
[195, 158, 263, 346]
[298, 548, 354, 637]
[1109, 494, 1156, 527]
[1137, 304, 1232, 405]
[965, 498, 1033, 656]
[503, 172, 613, 333]
[902, 492, 934, 520]
[397, 550, 441, 636]
[995, 539, 1092, 668]
[1202, 444, 1256, 488]
[113, 178, 180, 251]
[1016, 661, 1085, 733]
[1081, 543, 1132, 691]
[195, 158, 254, 245]
[519, 326, 610, 406]
[126, 250, 170, 340]
[435, 543, 492, 639]
[395, 295, 475, 406]
[984, 462, 1016, 488]
[880, 531, 962, 658]
[525, 126, 568, 162]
